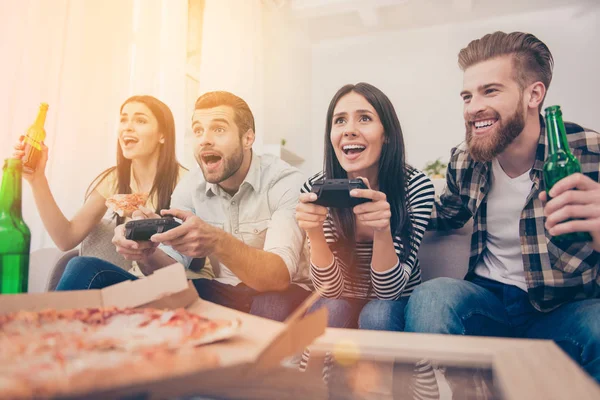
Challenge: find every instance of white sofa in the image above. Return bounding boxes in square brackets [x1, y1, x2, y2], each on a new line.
[28, 180, 472, 292]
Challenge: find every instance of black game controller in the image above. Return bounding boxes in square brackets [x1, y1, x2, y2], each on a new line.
[125, 217, 181, 241]
[310, 179, 371, 208]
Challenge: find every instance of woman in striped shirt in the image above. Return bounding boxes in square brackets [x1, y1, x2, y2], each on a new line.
[296, 82, 435, 331]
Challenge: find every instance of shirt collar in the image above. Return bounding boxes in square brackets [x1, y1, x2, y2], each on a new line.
[204, 151, 261, 196]
[532, 114, 547, 173]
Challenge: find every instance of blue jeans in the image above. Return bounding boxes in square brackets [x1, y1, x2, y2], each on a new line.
[405, 276, 600, 383]
[56, 256, 310, 322]
[308, 296, 409, 331]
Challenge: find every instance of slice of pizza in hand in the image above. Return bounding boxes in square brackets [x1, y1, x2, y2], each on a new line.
[105, 193, 149, 217]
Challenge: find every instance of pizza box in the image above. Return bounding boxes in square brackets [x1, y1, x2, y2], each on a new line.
[0, 263, 328, 399]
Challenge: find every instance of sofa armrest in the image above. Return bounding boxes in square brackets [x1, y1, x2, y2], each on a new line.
[46, 249, 79, 291]
[28, 248, 79, 292]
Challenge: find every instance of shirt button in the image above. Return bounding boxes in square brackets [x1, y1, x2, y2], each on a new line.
[480, 187, 485, 193]
[232, 201, 236, 205]
[253, 229, 258, 233]
[234, 229, 239, 234]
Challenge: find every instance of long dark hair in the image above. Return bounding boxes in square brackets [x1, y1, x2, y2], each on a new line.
[86, 95, 185, 224]
[324, 83, 413, 267]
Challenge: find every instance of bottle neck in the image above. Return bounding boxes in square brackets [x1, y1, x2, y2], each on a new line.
[0, 159, 23, 218]
[545, 109, 571, 155]
[34, 105, 48, 129]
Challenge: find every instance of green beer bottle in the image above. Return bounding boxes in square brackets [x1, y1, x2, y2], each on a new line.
[543, 105, 592, 243]
[0, 159, 31, 294]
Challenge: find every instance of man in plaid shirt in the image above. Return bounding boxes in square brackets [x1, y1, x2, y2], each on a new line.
[405, 31, 600, 383]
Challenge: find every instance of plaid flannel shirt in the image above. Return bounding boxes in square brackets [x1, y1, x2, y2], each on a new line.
[432, 117, 600, 312]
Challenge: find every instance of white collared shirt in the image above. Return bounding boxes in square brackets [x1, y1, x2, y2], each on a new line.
[160, 153, 311, 288]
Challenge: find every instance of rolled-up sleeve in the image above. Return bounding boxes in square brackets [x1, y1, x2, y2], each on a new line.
[263, 169, 306, 281]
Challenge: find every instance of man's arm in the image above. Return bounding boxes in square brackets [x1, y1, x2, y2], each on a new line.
[212, 231, 291, 292]
[430, 147, 473, 231]
[213, 168, 307, 291]
[153, 169, 306, 292]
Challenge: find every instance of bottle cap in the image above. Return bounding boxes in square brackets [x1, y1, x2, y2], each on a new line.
[544, 105, 561, 115]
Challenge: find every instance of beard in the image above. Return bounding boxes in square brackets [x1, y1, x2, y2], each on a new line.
[466, 103, 525, 163]
[195, 143, 244, 184]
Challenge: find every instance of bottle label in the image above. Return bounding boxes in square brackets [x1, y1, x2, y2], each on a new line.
[23, 135, 42, 151]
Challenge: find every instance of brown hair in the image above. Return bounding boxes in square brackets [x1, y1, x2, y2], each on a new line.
[86, 95, 186, 224]
[194, 91, 255, 136]
[458, 31, 554, 110]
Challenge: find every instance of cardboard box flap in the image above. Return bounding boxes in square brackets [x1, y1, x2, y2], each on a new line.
[0, 263, 191, 315]
[0, 290, 103, 314]
[254, 290, 327, 370]
[254, 306, 327, 371]
[100, 263, 190, 308]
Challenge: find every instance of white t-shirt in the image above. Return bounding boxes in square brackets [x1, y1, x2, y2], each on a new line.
[474, 158, 532, 292]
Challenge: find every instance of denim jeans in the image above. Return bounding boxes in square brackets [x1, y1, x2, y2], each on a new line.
[56, 256, 310, 322]
[405, 276, 600, 383]
[307, 296, 409, 331]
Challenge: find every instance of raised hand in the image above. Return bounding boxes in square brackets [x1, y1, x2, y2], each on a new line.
[12, 135, 48, 184]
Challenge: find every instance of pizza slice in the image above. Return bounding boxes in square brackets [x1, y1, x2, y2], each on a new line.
[105, 193, 149, 217]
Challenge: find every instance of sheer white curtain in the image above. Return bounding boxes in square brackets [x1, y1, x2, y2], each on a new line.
[0, 0, 188, 252]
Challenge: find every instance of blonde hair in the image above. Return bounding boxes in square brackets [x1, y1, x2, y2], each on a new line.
[458, 31, 554, 110]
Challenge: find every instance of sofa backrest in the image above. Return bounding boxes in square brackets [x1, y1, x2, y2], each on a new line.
[418, 179, 471, 281]
[80, 218, 132, 270]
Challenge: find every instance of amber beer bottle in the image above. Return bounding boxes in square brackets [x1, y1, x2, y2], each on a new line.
[22, 103, 49, 173]
[0, 159, 31, 293]
[543, 105, 592, 243]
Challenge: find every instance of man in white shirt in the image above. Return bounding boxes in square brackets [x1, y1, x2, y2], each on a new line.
[61, 91, 311, 321]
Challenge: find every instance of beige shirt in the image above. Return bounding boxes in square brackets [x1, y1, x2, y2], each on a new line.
[94, 166, 214, 279]
[160, 153, 311, 288]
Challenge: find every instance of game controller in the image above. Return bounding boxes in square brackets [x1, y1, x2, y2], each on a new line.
[125, 217, 181, 241]
[310, 178, 371, 208]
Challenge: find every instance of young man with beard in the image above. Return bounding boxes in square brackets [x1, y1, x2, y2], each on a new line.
[61, 91, 312, 321]
[404, 32, 600, 383]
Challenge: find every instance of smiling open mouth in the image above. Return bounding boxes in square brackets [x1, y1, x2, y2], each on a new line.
[342, 144, 366, 155]
[473, 119, 498, 131]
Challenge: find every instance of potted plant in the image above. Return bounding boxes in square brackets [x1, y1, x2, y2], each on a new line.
[423, 158, 446, 179]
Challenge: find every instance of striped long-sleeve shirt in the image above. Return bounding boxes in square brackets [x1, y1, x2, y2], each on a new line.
[301, 168, 435, 300]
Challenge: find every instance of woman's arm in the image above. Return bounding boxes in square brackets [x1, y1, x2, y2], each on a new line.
[298, 174, 344, 298]
[13, 140, 108, 251]
[371, 171, 435, 300]
[306, 228, 344, 299]
[31, 179, 108, 251]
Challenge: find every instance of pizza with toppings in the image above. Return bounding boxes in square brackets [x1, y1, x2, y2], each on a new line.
[105, 193, 149, 217]
[0, 307, 239, 399]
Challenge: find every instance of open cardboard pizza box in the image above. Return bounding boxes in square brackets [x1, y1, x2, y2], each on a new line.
[0, 264, 328, 399]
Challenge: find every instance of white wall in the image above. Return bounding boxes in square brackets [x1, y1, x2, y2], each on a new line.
[307, 5, 600, 174]
[197, 0, 265, 154]
[261, 5, 314, 176]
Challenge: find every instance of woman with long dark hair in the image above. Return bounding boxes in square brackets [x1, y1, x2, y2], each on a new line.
[13, 95, 188, 278]
[296, 83, 435, 330]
